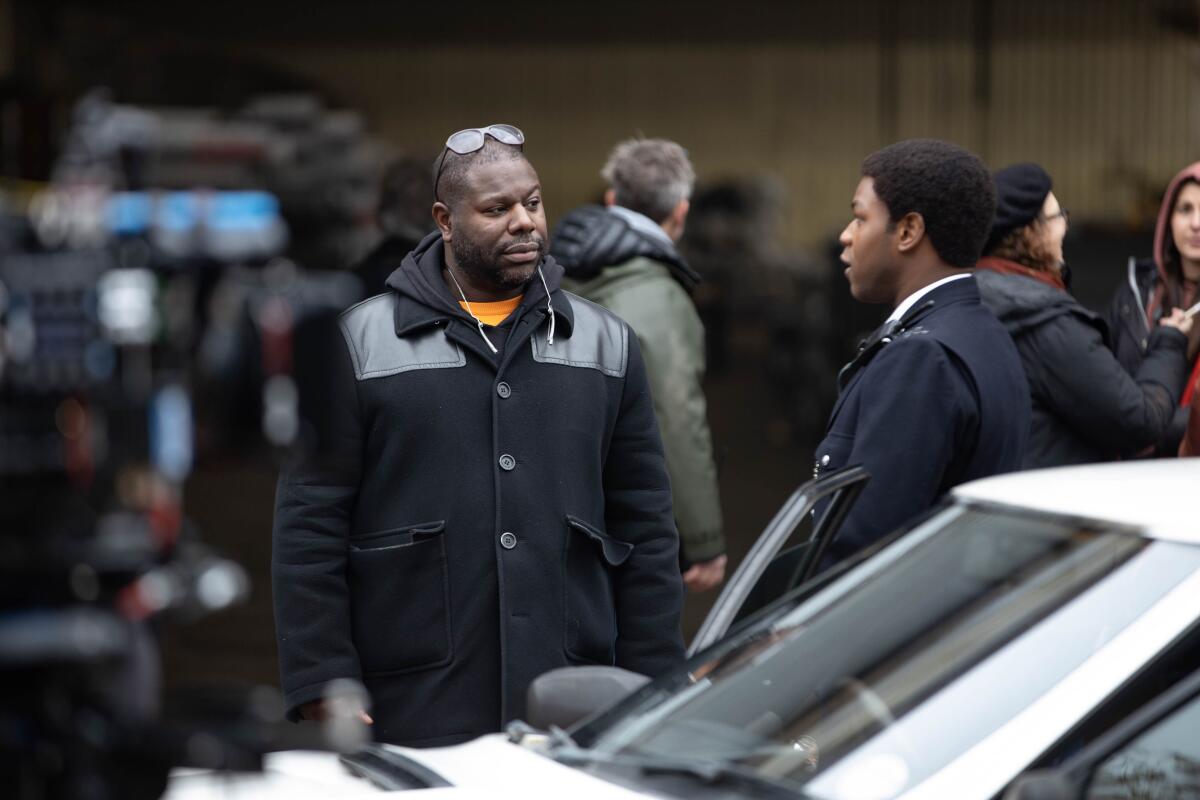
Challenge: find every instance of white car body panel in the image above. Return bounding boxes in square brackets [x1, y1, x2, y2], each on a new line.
[954, 461, 1199, 543]
[166, 735, 648, 800]
[385, 735, 647, 798]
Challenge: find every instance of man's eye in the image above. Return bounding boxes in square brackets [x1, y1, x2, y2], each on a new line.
[526, 198, 541, 210]
[486, 207, 506, 215]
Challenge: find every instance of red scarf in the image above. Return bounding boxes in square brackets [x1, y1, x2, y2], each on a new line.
[976, 256, 1066, 291]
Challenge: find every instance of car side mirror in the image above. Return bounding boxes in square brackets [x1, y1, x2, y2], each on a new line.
[525, 666, 651, 730]
[1004, 770, 1080, 800]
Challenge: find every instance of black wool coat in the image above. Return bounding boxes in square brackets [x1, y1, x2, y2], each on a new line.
[977, 268, 1188, 467]
[814, 277, 1030, 562]
[272, 233, 684, 747]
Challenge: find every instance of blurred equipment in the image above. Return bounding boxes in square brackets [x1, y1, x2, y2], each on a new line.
[0, 87, 375, 799]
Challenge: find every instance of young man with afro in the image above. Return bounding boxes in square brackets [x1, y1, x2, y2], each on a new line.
[815, 139, 1030, 564]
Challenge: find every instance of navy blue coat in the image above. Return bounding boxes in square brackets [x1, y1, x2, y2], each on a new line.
[272, 234, 684, 747]
[814, 276, 1030, 562]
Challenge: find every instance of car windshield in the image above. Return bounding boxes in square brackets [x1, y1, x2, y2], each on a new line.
[575, 504, 1200, 799]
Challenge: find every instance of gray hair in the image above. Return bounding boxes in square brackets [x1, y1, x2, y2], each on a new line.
[600, 138, 695, 224]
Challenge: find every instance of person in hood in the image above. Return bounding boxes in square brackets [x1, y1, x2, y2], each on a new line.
[552, 138, 727, 593]
[815, 139, 1029, 565]
[976, 163, 1192, 468]
[1108, 162, 1200, 455]
[271, 125, 685, 746]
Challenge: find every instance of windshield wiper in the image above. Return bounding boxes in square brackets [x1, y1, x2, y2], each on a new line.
[339, 745, 452, 790]
[554, 745, 811, 799]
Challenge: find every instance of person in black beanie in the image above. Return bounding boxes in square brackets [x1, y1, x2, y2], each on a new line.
[975, 162, 1194, 467]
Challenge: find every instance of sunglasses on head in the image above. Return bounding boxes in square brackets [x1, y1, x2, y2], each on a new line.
[433, 124, 526, 203]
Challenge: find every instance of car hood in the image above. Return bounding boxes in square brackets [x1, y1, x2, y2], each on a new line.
[165, 734, 647, 799]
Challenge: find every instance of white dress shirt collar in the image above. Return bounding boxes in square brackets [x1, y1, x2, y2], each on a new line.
[886, 273, 972, 324]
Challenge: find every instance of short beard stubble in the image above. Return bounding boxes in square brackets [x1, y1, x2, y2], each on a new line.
[450, 233, 543, 291]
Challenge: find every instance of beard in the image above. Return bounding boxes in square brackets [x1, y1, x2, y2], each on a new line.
[451, 233, 544, 291]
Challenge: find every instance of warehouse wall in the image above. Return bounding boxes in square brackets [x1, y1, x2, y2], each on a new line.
[41, 1, 1200, 256]
[231, 1, 1200, 251]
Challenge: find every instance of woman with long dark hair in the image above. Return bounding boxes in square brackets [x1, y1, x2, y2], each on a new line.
[975, 163, 1193, 468]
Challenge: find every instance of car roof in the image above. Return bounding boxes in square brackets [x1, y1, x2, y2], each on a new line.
[952, 460, 1199, 544]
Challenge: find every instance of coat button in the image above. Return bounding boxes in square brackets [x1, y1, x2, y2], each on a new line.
[499, 454, 516, 471]
[500, 531, 517, 549]
[496, 381, 512, 399]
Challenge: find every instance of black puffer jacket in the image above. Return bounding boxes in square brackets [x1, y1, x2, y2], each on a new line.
[977, 266, 1188, 467]
[1107, 257, 1191, 454]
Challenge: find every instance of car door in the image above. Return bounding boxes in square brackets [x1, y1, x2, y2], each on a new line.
[688, 464, 870, 656]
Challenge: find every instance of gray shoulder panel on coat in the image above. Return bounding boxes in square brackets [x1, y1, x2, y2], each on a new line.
[339, 293, 464, 381]
[532, 292, 628, 377]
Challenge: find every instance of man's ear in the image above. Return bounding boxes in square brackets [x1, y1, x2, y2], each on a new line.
[661, 198, 690, 242]
[603, 189, 616, 207]
[432, 202, 453, 242]
[671, 198, 690, 228]
[895, 211, 925, 254]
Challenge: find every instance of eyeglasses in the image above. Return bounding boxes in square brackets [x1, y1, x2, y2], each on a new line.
[1043, 207, 1070, 225]
[433, 124, 525, 203]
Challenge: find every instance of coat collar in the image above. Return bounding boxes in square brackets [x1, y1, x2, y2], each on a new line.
[827, 275, 982, 426]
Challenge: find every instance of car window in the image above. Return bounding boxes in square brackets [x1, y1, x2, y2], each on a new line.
[690, 466, 869, 656]
[579, 506, 1200, 800]
[1086, 694, 1200, 798]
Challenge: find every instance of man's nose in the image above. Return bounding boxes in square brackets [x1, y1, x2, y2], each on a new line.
[839, 222, 854, 247]
[510, 204, 535, 232]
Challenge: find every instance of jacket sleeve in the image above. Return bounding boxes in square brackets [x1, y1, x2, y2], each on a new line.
[830, 339, 976, 558]
[617, 283, 726, 564]
[604, 331, 686, 677]
[1028, 314, 1187, 456]
[271, 326, 364, 719]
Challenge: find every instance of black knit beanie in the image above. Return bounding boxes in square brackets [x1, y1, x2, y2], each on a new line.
[986, 163, 1052, 254]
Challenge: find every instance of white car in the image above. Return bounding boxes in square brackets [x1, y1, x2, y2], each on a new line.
[168, 460, 1200, 800]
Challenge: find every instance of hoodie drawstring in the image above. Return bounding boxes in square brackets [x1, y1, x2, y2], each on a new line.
[445, 265, 556, 353]
[537, 265, 555, 346]
[446, 269, 499, 354]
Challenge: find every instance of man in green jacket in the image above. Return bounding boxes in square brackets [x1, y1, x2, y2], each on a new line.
[552, 138, 727, 591]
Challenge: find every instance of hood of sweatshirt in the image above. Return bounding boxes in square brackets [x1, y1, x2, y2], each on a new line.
[1153, 161, 1200, 309]
[549, 205, 701, 293]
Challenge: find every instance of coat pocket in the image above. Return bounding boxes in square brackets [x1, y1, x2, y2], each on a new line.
[563, 515, 632, 664]
[348, 520, 452, 676]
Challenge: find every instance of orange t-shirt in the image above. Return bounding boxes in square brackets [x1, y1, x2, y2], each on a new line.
[459, 295, 523, 327]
